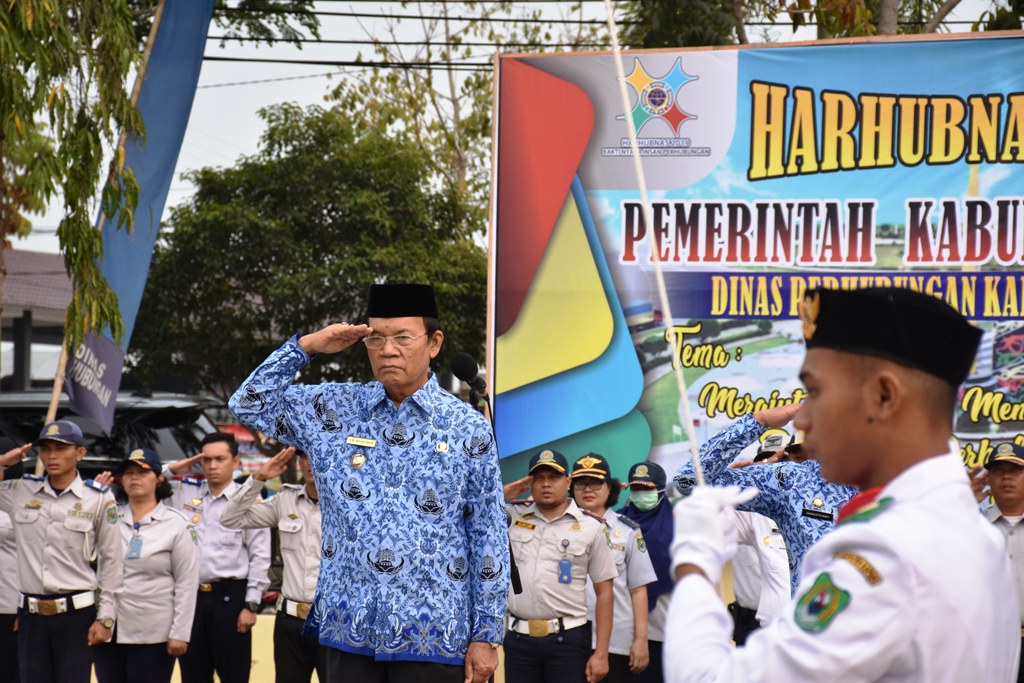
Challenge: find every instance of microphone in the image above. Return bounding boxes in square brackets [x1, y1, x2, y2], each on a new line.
[451, 352, 486, 392]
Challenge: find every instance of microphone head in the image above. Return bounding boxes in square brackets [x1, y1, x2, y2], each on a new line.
[450, 352, 480, 383]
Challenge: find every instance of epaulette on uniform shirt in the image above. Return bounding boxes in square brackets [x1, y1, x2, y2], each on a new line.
[23, 474, 44, 482]
[617, 515, 641, 531]
[509, 500, 531, 506]
[84, 479, 110, 493]
[182, 476, 204, 487]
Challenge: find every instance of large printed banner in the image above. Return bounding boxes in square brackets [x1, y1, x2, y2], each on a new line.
[490, 34, 1024, 481]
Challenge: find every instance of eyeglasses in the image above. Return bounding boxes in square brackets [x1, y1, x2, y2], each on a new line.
[572, 479, 606, 492]
[362, 334, 427, 350]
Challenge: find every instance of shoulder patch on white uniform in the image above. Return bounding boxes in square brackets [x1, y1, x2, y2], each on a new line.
[617, 515, 641, 531]
[0, 480, 16, 490]
[84, 479, 110, 493]
[23, 474, 44, 482]
[834, 552, 883, 585]
[182, 477, 204, 486]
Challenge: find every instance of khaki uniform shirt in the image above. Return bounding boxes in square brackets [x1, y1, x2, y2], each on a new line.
[585, 509, 657, 655]
[166, 477, 271, 604]
[985, 505, 1024, 627]
[0, 511, 17, 614]
[0, 473, 123, 623]
[507, 500, 617, 621]
[114, 503, 199, 644]
[221, 477, 321, 604]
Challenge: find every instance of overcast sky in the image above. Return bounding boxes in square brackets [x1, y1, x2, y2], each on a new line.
[18, 0, 993, 254]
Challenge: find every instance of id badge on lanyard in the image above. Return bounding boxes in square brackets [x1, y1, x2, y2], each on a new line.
[558, 539, 572, 584]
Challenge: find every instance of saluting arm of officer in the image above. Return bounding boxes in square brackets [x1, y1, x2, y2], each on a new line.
[229, 335, 326, 455]
[707, 463, 787, 523]
[674, 413, 766, 495]
[221, 477, 281, 530]
[463, 421, 510, 646]
[664, 532, 911, 683]
[94, 492, 125, 625]
[169, 518, 200, 647]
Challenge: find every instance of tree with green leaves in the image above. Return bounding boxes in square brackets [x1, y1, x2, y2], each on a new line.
[127, 103, 487, 403]
[0, 0, 318, 354]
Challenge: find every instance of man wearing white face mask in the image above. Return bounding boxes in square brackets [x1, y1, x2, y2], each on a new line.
[618, 462, 673, 683]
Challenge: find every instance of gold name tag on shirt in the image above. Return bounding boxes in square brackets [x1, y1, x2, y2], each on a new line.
[67, 510, 94, 520]
[514, 520, 536, 530]
[346, 436, 377, 448]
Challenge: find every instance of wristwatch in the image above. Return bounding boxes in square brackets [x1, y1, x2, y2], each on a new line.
[100, 617, 114, 629]
[246, 601, 261, 613]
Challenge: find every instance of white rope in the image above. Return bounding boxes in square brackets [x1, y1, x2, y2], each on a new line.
[602, 0, 706, 487]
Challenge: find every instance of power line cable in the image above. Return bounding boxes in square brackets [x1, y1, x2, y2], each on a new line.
[207, 35, 635, 47]
[202, 55, 494, 70]
[197, 71, 338, 88]
[215, 7, 642, 24]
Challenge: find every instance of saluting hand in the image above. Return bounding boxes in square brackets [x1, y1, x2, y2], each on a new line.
[254, 447, 296, 483]
[299, 323, 373, 356]
[167, 638, 188, 657]
[167, 452, 203, 476]
[752, 402, 802, 428]
[237, 607, 258, 634]
[503, 476, 532, 501]
[0, 443, 32, 468]
[93, 471, 114, 486]
[968, 465, 990, 503]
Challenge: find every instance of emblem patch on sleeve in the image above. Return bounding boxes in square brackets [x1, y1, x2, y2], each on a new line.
[636, 533, 647, 553]
[106, 506, 117, 525]
[794, 573, 850, 633]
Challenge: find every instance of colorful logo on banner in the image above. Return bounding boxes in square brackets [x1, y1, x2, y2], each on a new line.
[620, 58, 698, 136]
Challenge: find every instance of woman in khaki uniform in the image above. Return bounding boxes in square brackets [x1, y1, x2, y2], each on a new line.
[94, 448, 199, 683]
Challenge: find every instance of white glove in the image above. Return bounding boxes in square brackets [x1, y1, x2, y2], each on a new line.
[670, 486, 759, 581]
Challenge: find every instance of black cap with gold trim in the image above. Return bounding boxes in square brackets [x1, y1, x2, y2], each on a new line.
[800, 287, 981, 387]
[985, 442, 1024, 469]
[117, 447, 163, 473]
[571, 453, 611, 481]
[528, 449, 568, 474]
[627, 461, 666, 489]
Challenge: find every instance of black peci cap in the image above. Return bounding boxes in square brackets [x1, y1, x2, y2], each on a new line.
[800, 287, 982, 387]
[628, 461, 666, 489]
[571, 453, 612, 481]
[528, 449, 569, 474]
[367, 284, 438, 319]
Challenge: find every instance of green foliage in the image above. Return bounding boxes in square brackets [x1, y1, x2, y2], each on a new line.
[129, 0, 320, 49]
[0, 0, 145, 350]
[619, 0, 738, 47]
[127, 103, 487, 400]
[976, 0, 1024, 31]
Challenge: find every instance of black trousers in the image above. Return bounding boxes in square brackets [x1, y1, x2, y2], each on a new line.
[274, 611, 327, 683]
[93, 640, 176, 683]
[728, 602, 760, 646]
[0, 613, 19, 683]
[17, 599, 95, 683]
[601, 652, 632, 683]
[323, 646, 464, 683]
[179, 579, 252, 683]
[503, 623, 592, 683]
[631, 640, 662, 683]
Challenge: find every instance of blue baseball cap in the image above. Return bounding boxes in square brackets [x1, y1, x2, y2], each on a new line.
[117, 448, 162, 474]
[37, 420, 85, 447]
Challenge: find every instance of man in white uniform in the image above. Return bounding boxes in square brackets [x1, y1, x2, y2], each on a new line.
[665, 286, 1020, 682]
[983, 442, 1024, 683]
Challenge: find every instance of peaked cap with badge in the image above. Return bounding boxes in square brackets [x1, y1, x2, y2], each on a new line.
[529, 449, 568, 474]
[37, 420, 85, 447]
[117, 447, 162, 473]
[366, 284, 438, 319]
[799, 287, 982, 386]
[628, 461, 666, 489]
[986, 442, 1024, 469]
[571, 453, 612, 481]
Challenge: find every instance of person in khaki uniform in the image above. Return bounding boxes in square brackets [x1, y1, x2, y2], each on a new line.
[93, 448, 199, 683]
[221, 446, 325, 683]
[505, 449, 618, 683]
[0, 420, 124, 683]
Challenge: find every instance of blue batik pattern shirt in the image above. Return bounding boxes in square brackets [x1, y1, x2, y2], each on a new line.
[673, 413, 857, 595]
[229, 337, 510, 665]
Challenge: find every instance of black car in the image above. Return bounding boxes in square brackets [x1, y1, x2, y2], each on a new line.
[0, 392, 218, 479]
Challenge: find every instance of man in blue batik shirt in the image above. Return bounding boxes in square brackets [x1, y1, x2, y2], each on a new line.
[229, 284, 509, 683]
[673, 403, 856, 594]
